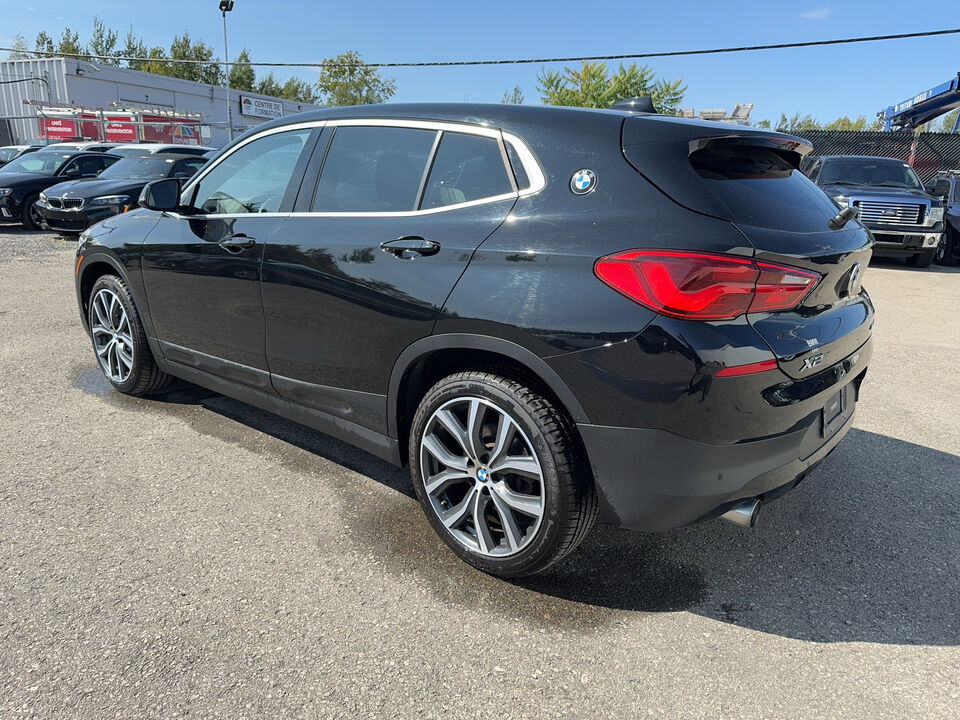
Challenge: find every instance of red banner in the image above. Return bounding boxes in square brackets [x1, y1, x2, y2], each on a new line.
[140, 114, 201, 145]
[104, 114, 138, 143]
[38, 116, 79, 140]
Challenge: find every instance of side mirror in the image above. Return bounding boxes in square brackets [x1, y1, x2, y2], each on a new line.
[139, 178, 181, 211]
[62, 167, 82, 178]
[930, 179, 950, 198]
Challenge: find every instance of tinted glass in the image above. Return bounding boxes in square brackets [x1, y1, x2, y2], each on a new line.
[0, 152, 72, 175]
[0, 148, 17, 162]
[191, 129, 311, 214]
[99, 156, 178, 180]
[690, 145, 842, 232]
[505, 142, 530, 191]
[421, 133, 512, 209]
[819, 158, 923, 190]
[312, 126, 436, 212]
[65, 155, 114, 176]
[954, 182, 960, 203]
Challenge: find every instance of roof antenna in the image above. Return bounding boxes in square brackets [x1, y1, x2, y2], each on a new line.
[611, 96, 658, 114]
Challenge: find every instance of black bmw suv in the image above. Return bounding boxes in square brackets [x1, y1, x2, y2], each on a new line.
[74, 103, 873, 577]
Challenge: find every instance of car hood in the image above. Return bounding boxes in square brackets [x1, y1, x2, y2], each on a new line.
[44, 177, 148, 200]
[820, 183, 938, 203]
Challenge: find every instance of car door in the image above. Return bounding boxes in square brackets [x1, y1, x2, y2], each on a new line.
[59, 154, 117, 180]
[261, 122, 518, 432]
[140, 126, 318, 390]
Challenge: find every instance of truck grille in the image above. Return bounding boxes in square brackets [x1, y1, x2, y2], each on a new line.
[854, 200, 923, 225]
[47, 197, 83, 210]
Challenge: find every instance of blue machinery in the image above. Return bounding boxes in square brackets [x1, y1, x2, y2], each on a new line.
[880, 73, 960, 132]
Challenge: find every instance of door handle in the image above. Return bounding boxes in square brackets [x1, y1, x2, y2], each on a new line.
[219, 234, 256, 253]
[381, 236, 441, 259]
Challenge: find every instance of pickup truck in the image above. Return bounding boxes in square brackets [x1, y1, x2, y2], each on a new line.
[928, 170, 960, 266]
[802, 154, 945, 267]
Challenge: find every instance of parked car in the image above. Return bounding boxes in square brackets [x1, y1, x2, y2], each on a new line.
[0, 144, 42, 168]
[43, 142, 120, 153]
[803, 154, 944, 267]
[927, 170, 960, 266]
[38, 153, 208, 234]
[108, 143, 215, 158]
[75, 103, 873, 577]
[0, 151, 119, 229]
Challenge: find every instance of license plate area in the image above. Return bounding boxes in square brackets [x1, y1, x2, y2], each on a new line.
[822, 383, 853, 439]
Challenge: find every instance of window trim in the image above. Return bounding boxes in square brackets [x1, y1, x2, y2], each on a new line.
[178, 117, 545, 220]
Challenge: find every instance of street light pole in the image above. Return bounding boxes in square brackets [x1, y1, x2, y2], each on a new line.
[219, 1, 235, 143]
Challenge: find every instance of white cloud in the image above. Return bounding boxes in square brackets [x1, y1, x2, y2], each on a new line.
[800, 7, 832, 19]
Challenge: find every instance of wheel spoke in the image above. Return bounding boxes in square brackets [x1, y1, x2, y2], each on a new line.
[489, 454, 541, 479]
[465, 398, 485, 460]
[472, 491, 496, 554]
[433, 408, 471, 458]
[440, 486, 477, 529]
[91, 324, 112, 338]
[116, 332, 133, 347]
[92, 294, 110, 329]
[422, 434, 469, 473]
[489, 488, 523, 552]
[96, 338, 113, 358]
[424, 468, 470, 496]
[487, 412, 516, 468]
[490, 481, 543, 519]
[116, 344, 133, 371]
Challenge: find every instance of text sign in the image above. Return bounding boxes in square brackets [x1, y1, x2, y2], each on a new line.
[240, 95, 283, 119]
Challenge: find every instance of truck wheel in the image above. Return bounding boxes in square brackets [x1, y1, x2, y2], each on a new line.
[906, 249, 935, 268]
[935, 231, 958, 267]
[19, 193, 42, 230]
[409, 371, 597, 578]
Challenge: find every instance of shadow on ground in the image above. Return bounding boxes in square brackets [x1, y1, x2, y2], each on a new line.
[78, 371, 960, 645]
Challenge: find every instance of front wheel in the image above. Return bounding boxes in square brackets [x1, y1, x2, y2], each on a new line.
[20, 193, 42, 230]
[935, 230, 958, 267]
[87, 275, 172, 396]
[409, 371, 597, 577]
[906, 249, 935, 268]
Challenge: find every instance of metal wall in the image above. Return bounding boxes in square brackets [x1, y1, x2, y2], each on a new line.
[802, 130, 960, 183]
[0, 58, 321, 147]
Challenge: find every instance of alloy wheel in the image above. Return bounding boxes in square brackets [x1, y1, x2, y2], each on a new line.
[29, 202, 43, 229]
[419, 396, 545, 557]
[90, 288, 134, 383]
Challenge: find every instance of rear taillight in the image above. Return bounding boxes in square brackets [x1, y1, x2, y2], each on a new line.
[594, 250, 819, 320]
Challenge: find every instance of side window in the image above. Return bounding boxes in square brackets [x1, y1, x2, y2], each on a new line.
[176, 158, 206, 178]
[70, 156, 108, 176]
[421, 132, 513, 209]
[953, 181, 960, 203]
[311, 126, 436, 212]
[191, 129, 312, 215]
[504, 141, 530, 191]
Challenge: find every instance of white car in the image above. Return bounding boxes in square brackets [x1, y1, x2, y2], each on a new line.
[42, 142, 120, 153]
[108, 143, 215, 158]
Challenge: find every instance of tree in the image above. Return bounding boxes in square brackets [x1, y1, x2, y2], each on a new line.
[823, 115, 869, 132]
[34, 31, 55, 58]
[939, 109, 959, 133]
[122, 28, 149, 71]
[141, 47, 172, 77]
[537, 61, 685, 115]
[229, 49, 256, 91]
[256, 72, 283, 98]
[501, 85, 525, 104]
[169, 32, 222, 84]
[280, 76, 318, 104]
[754, 119, 772, 129]
[56, 28, 88, 60]
[776, 113, 822, 133]
[8, 33, 30, 59]
[315, 51, 396, 106]
[89, 17, 119, 65]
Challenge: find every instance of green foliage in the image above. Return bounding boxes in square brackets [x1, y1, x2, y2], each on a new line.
[776, 113, 822, 133]
[280, 76, 318, 104]
[89, 17, 119, 65]
[8, 33, 30, 59]
[141, 47, 172, 77]
[938, 109, 959, 133]
[823, 115, 870, 131]
[501, 85, 525, 104]
[537, 61, 686, 115]
[315, 51, 397, 106]
[34, 31, 55, 57]
[256, 72, 283, 98]
[229, 49, 256, 91]
[122, 28, 149, 71]
[754, 119, 772, 129]
[168, 32, 222, 84]
[56, 29, 88, 60]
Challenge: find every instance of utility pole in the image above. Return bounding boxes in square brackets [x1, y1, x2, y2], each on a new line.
[219, 1, 235, 143]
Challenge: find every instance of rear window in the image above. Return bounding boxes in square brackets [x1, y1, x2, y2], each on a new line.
[690, 145, 842, 232]
[421, 133, 512, 209]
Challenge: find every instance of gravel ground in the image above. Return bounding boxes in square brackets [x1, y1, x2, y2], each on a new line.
[0, 225, 958, 719]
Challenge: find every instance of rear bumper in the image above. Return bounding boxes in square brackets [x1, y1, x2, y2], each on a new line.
[578, 365, 868, 532]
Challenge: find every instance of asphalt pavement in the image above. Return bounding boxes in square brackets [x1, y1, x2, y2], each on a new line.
[0, 226, 957, 719]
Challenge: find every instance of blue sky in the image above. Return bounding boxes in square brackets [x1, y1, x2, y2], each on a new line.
[1, 0, 957, 124]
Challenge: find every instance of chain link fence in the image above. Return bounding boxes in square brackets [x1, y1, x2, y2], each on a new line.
[800, 130, 960, 184]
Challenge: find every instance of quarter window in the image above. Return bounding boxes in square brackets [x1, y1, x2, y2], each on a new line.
[191, 129, 312, 215]
[421, 133, 513, 209]
[312, 126, 436, 212]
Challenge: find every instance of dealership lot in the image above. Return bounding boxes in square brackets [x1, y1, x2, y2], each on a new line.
[0, 227, 957, 718]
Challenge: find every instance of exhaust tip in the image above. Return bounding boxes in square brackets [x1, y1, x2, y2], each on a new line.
[720, 499, 761, 529]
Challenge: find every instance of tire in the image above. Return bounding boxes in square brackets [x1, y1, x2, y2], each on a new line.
[409, 371, 597, 577]
[87, 274, 172, 396]
[935, 230, 958, 267]
[906, 249, 935, 268]
[19, 193, 42, 230]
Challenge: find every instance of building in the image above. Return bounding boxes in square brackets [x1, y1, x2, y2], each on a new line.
[0, 57, 321, 148]
[680, 103, 754, 126]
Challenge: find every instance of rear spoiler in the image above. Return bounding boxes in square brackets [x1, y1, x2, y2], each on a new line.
[621, 116, 813, 220]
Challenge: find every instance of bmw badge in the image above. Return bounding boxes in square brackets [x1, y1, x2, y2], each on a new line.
[570, 169, 597, 195]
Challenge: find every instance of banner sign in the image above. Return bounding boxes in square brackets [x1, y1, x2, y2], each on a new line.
[240, 95, 283, 119]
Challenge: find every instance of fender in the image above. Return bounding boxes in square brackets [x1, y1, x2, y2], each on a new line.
[387, 332, 590, 439]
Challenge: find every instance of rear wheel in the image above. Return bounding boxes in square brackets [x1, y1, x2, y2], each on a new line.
[906, 249, 935, 268]
[87, 275, 171, 396]
[935, 230, 958, 267]
[409, 371, 597, 577]
[20, 193, 42, 230]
